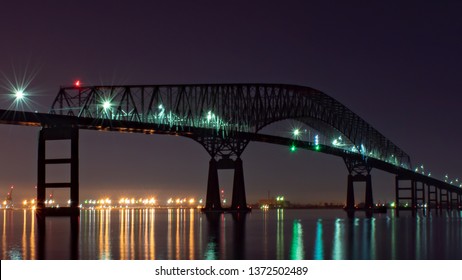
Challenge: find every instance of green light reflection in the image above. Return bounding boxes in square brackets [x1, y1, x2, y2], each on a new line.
[331, 218, 344, 260]
[289, 219, 305, 260]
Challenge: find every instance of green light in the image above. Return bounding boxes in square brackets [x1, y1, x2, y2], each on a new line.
[315, 145, 320, 151]
[290, 145, 297, 152]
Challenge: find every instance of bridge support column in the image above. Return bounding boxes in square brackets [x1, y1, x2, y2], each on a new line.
[343, 158, 373, 217]
[395, 176, 416, 217]
[427, 185, 438, 212]
[450, 192, 458, 210]
[36, 126, 79, 259]
[346, 175, 355, 211]
[365, 174, 373, 210]
[415, 182, 425, 207]
[37, 126, 79, 217]
[231, 158, 249, 211]
[196, 135, 250, 212]
[205, 159, 222, 211]
[344, 174, 373, 217]
[439, 188, 449, 210]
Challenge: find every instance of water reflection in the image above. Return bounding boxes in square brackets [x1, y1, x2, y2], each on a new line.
[276, 209, 284, 259]
[204, 212, 220, 260]
[290, 219, 305, 259]
[232, 213, 246, 259]
[1, 209, 461, 259]
[331, 218, 344, 259]
[313, 219, 323, 260]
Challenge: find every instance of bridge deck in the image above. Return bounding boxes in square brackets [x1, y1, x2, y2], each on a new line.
[0, 109, 460, 195]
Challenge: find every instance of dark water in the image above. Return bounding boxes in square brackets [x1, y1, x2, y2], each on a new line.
[1, 208, 461, 260]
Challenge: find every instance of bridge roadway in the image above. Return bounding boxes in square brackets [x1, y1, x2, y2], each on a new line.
[1, 108, 461, 215]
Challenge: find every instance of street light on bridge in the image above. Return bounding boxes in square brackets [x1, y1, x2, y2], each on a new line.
[14, 89, 25, 100]
[293, 129, 300, 137]
[102, 100, 111, 110]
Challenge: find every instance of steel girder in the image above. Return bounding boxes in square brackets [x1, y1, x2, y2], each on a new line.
[49, 84, 411, 168]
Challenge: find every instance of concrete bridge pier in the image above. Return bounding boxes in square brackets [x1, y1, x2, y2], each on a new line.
[197, 136, 249, 212]
[346, 175, 355, 212]
[203, 157, 250, 212]
[450, 192, 459, 210]
[439, 188, 449, 211]
[395, 176, 417, 217]
[427, 185, 438, 212]
[365, 174, 373, 211]
[36, 126, 80, 259]
[344, 158, 373, 217]
[231, 157, 249, 211]
[204, 158, 222, 211]
[37, 126, 79, 217]
[345, 174, 373, 217]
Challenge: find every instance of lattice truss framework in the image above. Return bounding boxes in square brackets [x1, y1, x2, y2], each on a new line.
[50, 84, 411, 168]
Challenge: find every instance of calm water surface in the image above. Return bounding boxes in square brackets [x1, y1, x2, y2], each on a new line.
[1, 208, 461, 260]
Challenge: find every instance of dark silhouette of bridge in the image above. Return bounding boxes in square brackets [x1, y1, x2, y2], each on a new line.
[1, 84, 461, 217]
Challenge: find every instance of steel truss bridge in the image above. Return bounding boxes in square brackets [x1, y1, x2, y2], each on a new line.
[1, 83, 461, 216]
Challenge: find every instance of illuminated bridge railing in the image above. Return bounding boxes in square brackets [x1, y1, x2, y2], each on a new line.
[49, 84, 412, 169]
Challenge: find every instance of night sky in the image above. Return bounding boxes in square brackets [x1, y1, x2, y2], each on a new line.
[0, 1, 461, 204]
